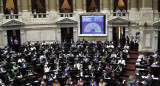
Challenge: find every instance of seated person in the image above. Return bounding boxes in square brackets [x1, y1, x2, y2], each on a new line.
[54, 63, 61, 71]
[77, 78, 84, 86]
[65, 77, 73, 86]
[126, 75, 136, 86]
[53, 70, 60, 79]
[44, 65, 51, 73]
[105, 64, 113, 71]
[88, 62, 95, 70]
[114, 64, 123, 74]
[110, 58, 117, 64]
[11, 63, 20, 73]
[65, 63, 72, 70]
[90, 79, 97, 86]
[124, 44, 129, 50]
[21, 60, 29, 68]
[74, 62, 83, 70]
[5, 72, 14, 81]
[102, 70, 109, 79]
[99, 79, 107, 86]
[83, 56, 89, 63]
[96, 63, 103, 71]
[117, 58, 126, 66]
[0, 65, 6, 73]
[62, 69, 70, 78]
[92, 56, 99, 63]
[111, 52, 117, 58]
[90, 69, 96, 78]
[52, 79, 60, 86]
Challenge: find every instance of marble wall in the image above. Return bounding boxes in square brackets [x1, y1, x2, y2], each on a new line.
[25, 28, 57, 43]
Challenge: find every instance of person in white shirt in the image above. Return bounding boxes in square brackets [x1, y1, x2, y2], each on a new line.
[118, 58, 126, 66]
[111, 52, 117, 58]
[44, 65, 51, 73]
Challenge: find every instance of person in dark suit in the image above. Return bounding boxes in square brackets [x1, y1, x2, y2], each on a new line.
[0, 65, 6, 73]
[102, 70, 109, 79]
[62, 70, 70, 78]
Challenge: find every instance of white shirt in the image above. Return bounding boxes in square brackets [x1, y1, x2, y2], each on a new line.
[118, 60, 125, 65]
[44, 67, 51, 73]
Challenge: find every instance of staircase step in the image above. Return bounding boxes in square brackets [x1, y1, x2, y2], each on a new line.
[124, 71, 135, 76]
[125, 64, 136, 69]
[129, 54, 138, 59]
[126, 59, 137, 64]
[120, 77, 129, 81]
[129, 51, 139, 54]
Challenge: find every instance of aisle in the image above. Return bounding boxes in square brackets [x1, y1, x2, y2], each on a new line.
[120, 51, 139, 81]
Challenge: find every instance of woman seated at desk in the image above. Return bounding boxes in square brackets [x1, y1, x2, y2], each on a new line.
[90, 79, 97, 86]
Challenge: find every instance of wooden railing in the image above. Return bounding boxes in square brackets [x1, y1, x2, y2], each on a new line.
[4, 14, 20, 19]
[58, 13, 74, 17]
[31, 13, 49, 18]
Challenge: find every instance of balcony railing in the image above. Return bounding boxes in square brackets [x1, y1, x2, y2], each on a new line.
[31, 13, 49, 18]
[110, 12, 129, 19]
[59, 13, 73, 17]
[4, 14, 20, 19]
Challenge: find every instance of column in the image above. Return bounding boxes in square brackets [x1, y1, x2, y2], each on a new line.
[0, 0, 3, 13]
[100, 0, 103, 11]
[103, 0, 110, 10]
[110, 0, 113, 11]
[128, 0, 131, 10]
[49, 0, 56, 11]
[57, 0, 59, 11]
[142, 0, 152, 8]
[125, 27, 128, 36]
[155, 28, 159, 52]
[20, 29, 24, 44]
[4, 30, 8, 46]
[109, 27, 113, 41]
[21, 0, 29, 11]
[83, 0, 86, 11]
[73, 0, 76, 11]
[73, 26, 77, 42]
[131, 0, 137, 10]
[45, 0, 49, 12]
[77, 0, 82, 10]
[17, 0, 21, 13]
[153, 0, 158, 11]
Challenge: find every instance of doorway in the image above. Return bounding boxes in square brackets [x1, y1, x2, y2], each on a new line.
[7, 30, 21, 51]
[61, 27, 73, 43]
[158, 31, 160, 52]
[113, 27, 125, 47]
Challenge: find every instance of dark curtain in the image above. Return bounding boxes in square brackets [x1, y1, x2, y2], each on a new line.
[31, 0, 37, 12]
[95, 0, 100, 12]
[68, 0, 73, 12]
[114, 0, 118, 12]
[39, 0, 46, 13]
[59, 0, 64, 13]
[3, 0, 7, 14]
[123, 0, 127, 11]
[86, 0, 92, 12]
[13, 0, 18, 14]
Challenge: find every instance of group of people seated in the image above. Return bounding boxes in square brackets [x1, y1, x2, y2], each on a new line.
[0, 38, 137, 86]
[133, 51, 160, 86]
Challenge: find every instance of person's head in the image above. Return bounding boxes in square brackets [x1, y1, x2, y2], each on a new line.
[80, 78, 82, 81]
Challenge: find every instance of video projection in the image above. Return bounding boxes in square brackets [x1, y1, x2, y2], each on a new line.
[80, 15, 105, 34]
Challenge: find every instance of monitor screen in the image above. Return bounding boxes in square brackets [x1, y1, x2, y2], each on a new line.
[80, 15, 105, 34]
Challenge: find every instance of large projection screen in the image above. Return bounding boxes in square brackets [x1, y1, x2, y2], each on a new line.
[80, 15, 106, 35]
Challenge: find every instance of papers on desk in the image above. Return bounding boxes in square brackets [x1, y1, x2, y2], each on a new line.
[142, 76, 159, 80]
[136, 63, 140, 65]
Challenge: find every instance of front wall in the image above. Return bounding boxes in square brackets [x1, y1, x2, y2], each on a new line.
[0, 30, 3, 46]
[25, 28, 56, 42]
